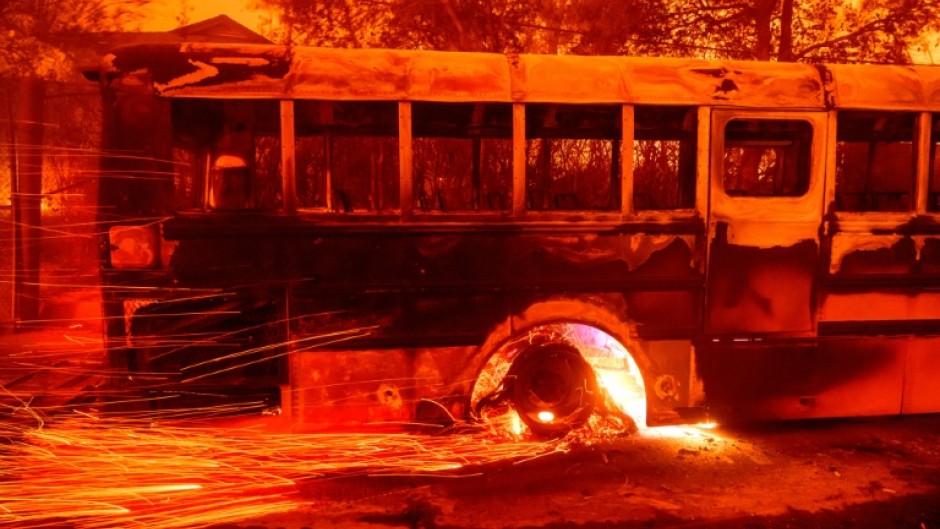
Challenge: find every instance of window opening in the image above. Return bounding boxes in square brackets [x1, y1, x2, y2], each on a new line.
[525, 104, 620, 211]
[171, 99, 281, 211]
[836, 111, 916, 212]
[295, 101, 399, 212]
[931, 113, 940, 212]
[723, 119, 812, 197]
[633, 106, 697, 210]
[412, 102, 512, 212]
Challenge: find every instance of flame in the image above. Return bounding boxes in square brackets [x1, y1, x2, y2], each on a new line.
[471, 323, 650, 437]
[593, 366, 647, 428]
[509, 410, 525, 436]
[641, 424, 723, 440]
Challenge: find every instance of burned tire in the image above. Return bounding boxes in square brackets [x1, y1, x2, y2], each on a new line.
[508, 340, 598, 437]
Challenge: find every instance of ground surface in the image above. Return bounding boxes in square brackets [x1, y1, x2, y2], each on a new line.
[211, 416, 940, 529]
[2, 329, 939, 529]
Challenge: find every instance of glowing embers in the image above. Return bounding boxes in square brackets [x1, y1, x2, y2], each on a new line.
[472, 323, 647, 438]
[0, 411, 561, 529]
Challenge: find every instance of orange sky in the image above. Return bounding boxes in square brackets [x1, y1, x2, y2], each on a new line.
[139, 0, 268, 32]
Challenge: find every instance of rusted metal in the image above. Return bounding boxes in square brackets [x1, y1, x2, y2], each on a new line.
[88, 41, 940, 431]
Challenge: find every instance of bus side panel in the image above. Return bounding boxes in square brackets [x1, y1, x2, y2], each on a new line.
[821, 229, 940, 417]
[283, 227, 703, 426]
[289, 346, 480, 430]
[819, 290, 940, 324]
[640, 339, 699, 425]
[705, 226, 818, 335]
[903, 337, 940, 414]
[696, 338, 906, 421]
[276, 226, 702, 346]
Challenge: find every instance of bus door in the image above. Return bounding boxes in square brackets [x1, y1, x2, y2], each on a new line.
[704, 110, 827, 335]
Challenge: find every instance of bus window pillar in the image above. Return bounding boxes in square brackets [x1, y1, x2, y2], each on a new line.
[399, 101, 413, 216]
[512, 103, 525, 216]
[915, 111, 930, 215]
[281, 100, 296, 214]
[621, 104, 634, 215]
[694, 107, 711, 216]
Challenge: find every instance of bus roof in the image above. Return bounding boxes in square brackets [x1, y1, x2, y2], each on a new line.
[99, 42, 940, 111]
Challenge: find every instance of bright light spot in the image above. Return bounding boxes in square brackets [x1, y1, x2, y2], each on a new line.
[595, 367, 647, 429]
[641, 424, 723, 440]
[537, 410, 555, 423]
[510, 410, 524, 436]
[575, 325, 647, 429]
[697, 422, 718, 430]
[127, 484, 203, 493]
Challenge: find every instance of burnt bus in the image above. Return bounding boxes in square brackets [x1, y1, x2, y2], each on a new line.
[89, 42, 940, 433]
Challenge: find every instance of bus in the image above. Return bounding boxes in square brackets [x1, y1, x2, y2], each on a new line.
[87, 41, 940, 434]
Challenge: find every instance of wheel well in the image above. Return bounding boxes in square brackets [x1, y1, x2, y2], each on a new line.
[472, 307, 650, 431]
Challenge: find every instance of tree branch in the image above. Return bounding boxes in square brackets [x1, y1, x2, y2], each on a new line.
[792, 14, 897, 60]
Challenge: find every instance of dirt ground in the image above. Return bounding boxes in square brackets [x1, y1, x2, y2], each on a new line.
[207, 415, 940, 529]
[1, 329, 938, 529]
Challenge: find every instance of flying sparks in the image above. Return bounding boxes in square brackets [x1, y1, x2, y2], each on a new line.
[0, 409, 568, 529]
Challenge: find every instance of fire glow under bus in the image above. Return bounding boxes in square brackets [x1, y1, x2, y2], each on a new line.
[88, 41, 940, 434]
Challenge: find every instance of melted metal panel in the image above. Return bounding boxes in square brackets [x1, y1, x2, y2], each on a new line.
[706, 223, 818, 334]
[102, 43, 826, 108]
[822, 219, 940, 325]
[98, 43, 940, 111]
[829, 233, 908, 274]
[106, 43, 292, 96]
[508, 231, 698, 287]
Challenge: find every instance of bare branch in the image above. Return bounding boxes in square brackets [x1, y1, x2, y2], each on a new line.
[793, 14, 896, 60]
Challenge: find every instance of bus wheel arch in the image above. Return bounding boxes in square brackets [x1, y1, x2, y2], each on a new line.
[471, 299, 652, 434]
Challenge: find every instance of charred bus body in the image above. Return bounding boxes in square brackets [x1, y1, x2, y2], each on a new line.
[90, 43, 940, 432]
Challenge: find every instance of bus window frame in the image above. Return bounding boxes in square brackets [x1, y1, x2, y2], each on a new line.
[709, 110, 827, 226]
[520, 103, 622, 215]
[408, 100, 515, 220]
[238, 99, 709, 222]
[291, 99, 402, 217]
[832, 110, 920, 215]
[828, 110, 934, 229]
